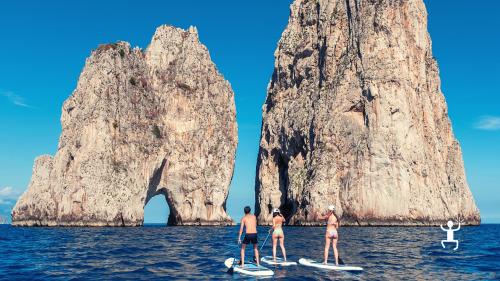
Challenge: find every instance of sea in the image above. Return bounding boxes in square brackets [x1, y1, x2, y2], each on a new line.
[0, 224, 499, 280]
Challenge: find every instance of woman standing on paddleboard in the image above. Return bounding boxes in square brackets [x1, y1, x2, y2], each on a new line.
[317, 205, 340, 265]
[270, 208, 287, 262]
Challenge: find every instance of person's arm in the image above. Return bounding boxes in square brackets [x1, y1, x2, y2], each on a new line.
[238, 218, 245, 244]
[269, 218, 275, 233]
[454, 222, 461, 231]
[317, 212, 327, 220]
[440, 225, 446, 231]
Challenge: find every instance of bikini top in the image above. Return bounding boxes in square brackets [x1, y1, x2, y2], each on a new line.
[274, 216, 284, 228]
[327, 214, 337, 225]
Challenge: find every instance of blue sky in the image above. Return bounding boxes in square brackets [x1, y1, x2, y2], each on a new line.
[0, 1, 498, 224]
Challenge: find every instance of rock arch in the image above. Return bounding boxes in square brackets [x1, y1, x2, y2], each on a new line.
[143, 193, 170, 225]
[12, 25, 237, 226]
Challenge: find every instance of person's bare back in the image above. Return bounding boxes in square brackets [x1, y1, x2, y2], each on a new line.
[242, 214, 257, 234]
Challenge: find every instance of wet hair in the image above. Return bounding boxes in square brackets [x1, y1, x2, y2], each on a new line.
[244, 206, 251, 214]
[272, 211, 280, 217]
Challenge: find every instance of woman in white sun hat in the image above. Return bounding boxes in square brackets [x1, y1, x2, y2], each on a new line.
[270, 208, 287, 262]
[316, 205, 341, 265]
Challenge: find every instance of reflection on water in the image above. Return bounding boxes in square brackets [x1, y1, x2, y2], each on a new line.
[0, 224, 498, 280]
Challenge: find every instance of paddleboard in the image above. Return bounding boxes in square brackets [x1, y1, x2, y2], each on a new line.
[261, 256, 297, 266]
[225, 258, 274, 276]
[298, 258, 363, 271]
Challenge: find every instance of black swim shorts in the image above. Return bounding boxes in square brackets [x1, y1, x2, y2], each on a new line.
[242, 233, 258, 245]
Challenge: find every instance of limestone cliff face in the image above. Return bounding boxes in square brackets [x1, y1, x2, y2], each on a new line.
[12, 26, 237, 226]
[255, 0, 480, 225]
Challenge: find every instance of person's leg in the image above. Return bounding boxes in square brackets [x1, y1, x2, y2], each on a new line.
[254, 244, 260, 266]
[323, 236, 331, 264]
[279, 235, 287, 261]
[441, 240, 445, 248]
[241, 244, 246, 268]
[332, 238, 339, 265]
[272, 235, 278, 261]
[453, 240, 459, 250]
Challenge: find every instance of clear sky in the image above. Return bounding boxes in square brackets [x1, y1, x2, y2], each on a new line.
[0, 1, 498, 224]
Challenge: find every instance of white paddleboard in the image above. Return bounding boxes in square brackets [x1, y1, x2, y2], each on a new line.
[225, 258, 274, 276]
[261, 256, 297, 266]
[299, 258, 363, 271]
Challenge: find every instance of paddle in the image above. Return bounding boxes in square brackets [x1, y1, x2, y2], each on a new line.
[260, 229, 272, 251]
[252, 228, 271, 263]
[227, 243, 241, 274]
[338, 255, 345, 265]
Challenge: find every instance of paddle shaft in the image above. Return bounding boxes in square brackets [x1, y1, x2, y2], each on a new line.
[230, 245, 239, 270]
[259, 230, 271, 251]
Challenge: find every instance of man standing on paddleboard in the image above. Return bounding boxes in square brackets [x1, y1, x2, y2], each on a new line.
[238, 206, 260, 268]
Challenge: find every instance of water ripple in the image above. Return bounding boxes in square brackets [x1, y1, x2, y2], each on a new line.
[0, 225, 499, 280]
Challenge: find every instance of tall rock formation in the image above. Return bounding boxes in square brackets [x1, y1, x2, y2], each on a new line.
[255, 0, 480, 225]
[12, 25, 237, 226]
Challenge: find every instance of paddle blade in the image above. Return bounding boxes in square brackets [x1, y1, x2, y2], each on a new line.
[339, 257, 345, 265]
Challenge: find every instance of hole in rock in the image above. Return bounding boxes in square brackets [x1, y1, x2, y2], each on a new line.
[143, 193, 170, 226]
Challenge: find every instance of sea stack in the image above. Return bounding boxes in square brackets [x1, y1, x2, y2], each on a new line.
[255, 0, 480, 225]
[12, 26, 237, 226]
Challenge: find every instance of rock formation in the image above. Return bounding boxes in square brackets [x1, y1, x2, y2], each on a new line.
[12, 25, 237, 226]
[255, 0, 480, 225]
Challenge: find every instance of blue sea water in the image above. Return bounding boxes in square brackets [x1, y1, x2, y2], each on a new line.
[0, 224, 499, 280]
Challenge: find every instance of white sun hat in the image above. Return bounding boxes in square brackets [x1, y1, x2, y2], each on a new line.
[273, 208, 280, 213]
